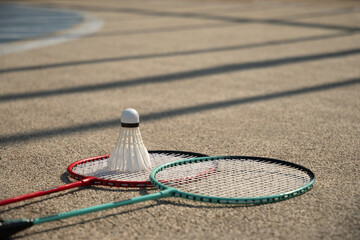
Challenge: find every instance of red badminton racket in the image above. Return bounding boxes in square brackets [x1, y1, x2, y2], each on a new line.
[0, 150, 207, 206]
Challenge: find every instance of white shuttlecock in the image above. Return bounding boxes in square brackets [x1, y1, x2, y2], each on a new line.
[108, 108, 151, 172]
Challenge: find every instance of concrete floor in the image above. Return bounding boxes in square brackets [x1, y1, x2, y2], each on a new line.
[0, 0, 359, 239]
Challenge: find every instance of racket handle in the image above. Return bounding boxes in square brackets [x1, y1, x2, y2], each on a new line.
[0, 188, 176, 238]
[33, 188, 176, 225]
[0, 177, 95, 206]
[0, 219, 33, 240]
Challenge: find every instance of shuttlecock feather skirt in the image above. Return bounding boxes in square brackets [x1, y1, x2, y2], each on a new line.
[108, 127, 151, 172]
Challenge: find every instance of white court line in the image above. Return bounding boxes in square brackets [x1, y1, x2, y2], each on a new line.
[0, 12, 104, 56]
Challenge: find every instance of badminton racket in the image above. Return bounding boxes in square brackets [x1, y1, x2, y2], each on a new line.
[0, 151, 207, 206]
[0, 156, 315, 238]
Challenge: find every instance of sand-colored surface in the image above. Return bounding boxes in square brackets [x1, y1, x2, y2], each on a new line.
[0, 0, 359, 239]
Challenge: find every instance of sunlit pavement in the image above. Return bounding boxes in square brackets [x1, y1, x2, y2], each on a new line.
[0, 1, 359, 239]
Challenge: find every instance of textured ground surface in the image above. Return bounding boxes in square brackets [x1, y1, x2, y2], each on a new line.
[0, 0, 359, 239]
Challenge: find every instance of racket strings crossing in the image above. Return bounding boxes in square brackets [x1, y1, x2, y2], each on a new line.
[70, 152, 207, 182]
[154, 157, 313, 199]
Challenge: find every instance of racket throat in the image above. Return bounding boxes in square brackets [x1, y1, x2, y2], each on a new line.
[123, 188, 177, 205]
[81, 176, 98, 185]
[160, 188, 177, 197]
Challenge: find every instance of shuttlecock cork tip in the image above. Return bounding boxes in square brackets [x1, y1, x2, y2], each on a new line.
[121, 108, 140, 127]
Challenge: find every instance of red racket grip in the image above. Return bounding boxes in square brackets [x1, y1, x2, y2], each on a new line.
[0, 177, 96, 206]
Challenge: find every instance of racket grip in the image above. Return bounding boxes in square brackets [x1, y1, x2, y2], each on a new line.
[33, 188, 177, 225]
[0, 191, 169, 239]
[0, 219, 33, 240]
[0, 177, 95, 206]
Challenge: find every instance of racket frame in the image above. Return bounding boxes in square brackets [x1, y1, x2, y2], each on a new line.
[0, 155, 316, 238]
[0, 150, 207, 206]
[151, 156, 315, 204]
[67, 150, 207, 188]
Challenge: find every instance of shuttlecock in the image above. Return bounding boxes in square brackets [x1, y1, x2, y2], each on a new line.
[108, 108, 151, 172]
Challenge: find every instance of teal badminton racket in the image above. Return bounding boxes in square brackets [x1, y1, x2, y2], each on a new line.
[0, 156, 315, 238]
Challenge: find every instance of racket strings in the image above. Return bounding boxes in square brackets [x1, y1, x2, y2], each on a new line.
[71, 153, 204, 182]
[156, 158, 312, 198]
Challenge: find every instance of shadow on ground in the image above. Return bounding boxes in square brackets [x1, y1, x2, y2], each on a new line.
[0, 77, 358, 145]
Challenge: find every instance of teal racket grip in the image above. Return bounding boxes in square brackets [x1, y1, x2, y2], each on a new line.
[0, 188, 176, 239]
[34, 188, 176, 224]
[0, 219, 34, 240]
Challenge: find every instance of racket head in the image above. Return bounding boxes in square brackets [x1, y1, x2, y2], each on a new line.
[151, 156, 315, 204]
[67, 150, 207, 188]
